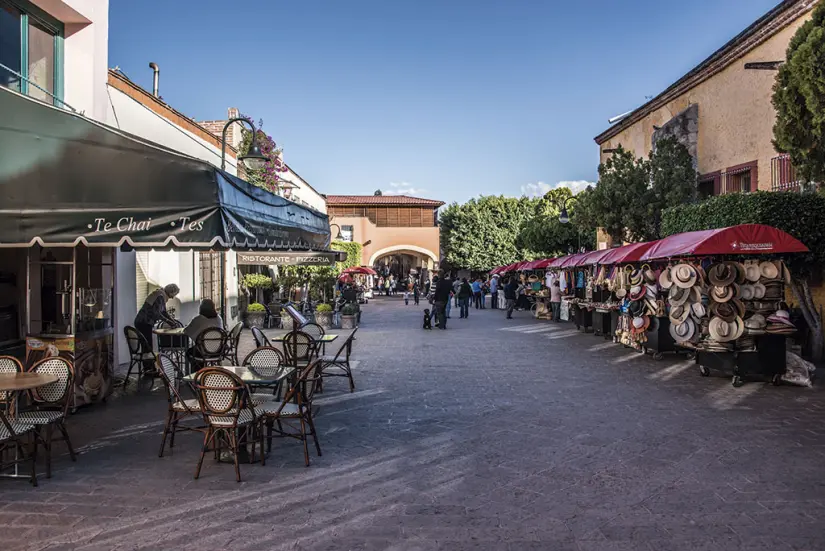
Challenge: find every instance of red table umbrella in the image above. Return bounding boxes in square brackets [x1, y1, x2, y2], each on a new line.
[342, 266, 378, 276]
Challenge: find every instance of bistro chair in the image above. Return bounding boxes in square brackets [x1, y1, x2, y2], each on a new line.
[282, 330, 317, 368]
[251, 326, 272, 349]
[223, 323, 244, 365]
[156, 319, 184, 329]
[319, 328, 358, 393]
[156, 354, 204, 458]
[299, 322, 327, 354]
[242, 347, 287, 402]
[0, 356, 22, 412]
[192, 367, 264, 482]
[257, 360, 323, 466]
[190, 327, 229, 369]
[16, 357, 77, 479]
[123, 326, 156, 388]
[0, 409, 37, 486]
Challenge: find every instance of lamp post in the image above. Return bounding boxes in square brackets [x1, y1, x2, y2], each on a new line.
[220, 117, 267, 172]
[328, 223, 344, 241]
[556, 196, 583, 252]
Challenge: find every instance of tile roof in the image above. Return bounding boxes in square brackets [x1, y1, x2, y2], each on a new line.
[325, 195, 445, 207]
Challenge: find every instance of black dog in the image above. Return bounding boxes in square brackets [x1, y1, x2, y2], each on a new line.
[423, 309, 432, 330]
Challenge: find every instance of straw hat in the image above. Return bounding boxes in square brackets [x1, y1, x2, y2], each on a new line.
[744, 261, 761, 282]
[710, 301, 737, 323]
[669, 285, 691, 306]
[739, 284, 755, 301]
[672, 264, 697, 289]
[632, 315, 650, 333]
[760, 261, 779, 280]
[729, 261, 746, 284]
[645, 284, 658, 301]
[731, 298, 746, 319]
[615, 287, 627, 299]
[669, 304, 691, 324]
[629, 270, 644, 286]
[710, 285, 734, 303]
[629, 285, 645, 301]
[690, 302, 706, 319]
[669, 317, 696, 342]
[659, 268, 674, 290]
[708, 316, 745, 342]
[744, 314, 767, 334]
[763, 282, 783, 299]
[708, 263, 736, 287]
[628, 299, 645, 317]
[767, 310, 794, 327]
[643, 269, 657, 285]
[689, 286, 703, 304]
[752, 282, 766, 300]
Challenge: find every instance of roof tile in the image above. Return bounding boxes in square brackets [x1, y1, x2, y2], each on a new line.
[325, 195, 445, 207]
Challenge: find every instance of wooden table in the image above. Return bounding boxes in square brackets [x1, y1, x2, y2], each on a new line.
[0, 372, 59, 392]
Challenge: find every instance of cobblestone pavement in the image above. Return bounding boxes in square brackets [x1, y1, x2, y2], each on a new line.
[3, 298, 825, 550]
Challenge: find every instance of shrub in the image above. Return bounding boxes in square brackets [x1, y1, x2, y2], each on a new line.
[341, 303, 359, 316]
[246, 303, 266, 313]
[243, 273, 273, 289]
[316, 303, 333, 313]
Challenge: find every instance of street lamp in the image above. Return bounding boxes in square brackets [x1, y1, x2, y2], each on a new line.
[328, 223, 344, 240]
[220, 117, 268, 171]
[556, 196, 576, 224]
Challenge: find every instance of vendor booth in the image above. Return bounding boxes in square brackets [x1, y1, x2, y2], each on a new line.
[0, 86, 332, 408]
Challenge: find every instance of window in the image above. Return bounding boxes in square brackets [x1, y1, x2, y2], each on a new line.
[0, 0, 63, 105]
[698, 171, 720, 199]
[199, 252, 224, 316]
[722, 161, 757, 194]
[340, 225, 354, 242]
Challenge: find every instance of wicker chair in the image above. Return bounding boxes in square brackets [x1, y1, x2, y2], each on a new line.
[223, 323, 244, 365]
[242, 347, 287, 402]
[0, 409, 37, 486]
[257, 360, 323, 466]
[282, 330, 317, 367]
[318, 328, 358, 393]
[251, 326, 272, 349]
[299, 322, 327, 354]
[192, 367, 264, 482]
[0, 356, 22, 411]
[156, 354, 204, 458]
[16, 357, 76, 478]
[123, 326, 156, 388]
[190, 327, 229, 369]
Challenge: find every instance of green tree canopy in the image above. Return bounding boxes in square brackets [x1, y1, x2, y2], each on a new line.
[515, 187, 596, 256]
[772, 2, 825, 185]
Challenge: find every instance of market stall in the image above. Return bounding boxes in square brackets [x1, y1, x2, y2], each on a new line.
[639, 224, 809, 386]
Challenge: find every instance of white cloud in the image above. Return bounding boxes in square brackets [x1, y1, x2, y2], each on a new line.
[520, 180, 594, 199]
[384, 182, 428, 196]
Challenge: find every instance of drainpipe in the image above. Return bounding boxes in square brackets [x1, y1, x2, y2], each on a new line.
[149, 62, 159, 97]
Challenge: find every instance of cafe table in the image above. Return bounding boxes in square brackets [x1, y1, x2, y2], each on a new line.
[0, 372, 58, 479]
[271, 332, 338, 355]
[153, 327, 190, 373]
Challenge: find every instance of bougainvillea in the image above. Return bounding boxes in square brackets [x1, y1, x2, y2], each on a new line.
[238, 116, 288, 193]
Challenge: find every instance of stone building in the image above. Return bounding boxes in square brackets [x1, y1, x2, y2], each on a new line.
[326, 195, 444, 279]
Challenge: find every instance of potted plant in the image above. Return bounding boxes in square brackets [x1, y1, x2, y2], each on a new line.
[315, 303, 333, 329]
[243, 273, 273, 304]
[246, 302, 266, 329]
[341, 303, 359, 329]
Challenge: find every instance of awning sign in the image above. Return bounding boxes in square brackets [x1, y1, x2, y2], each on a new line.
[237, 251, 342, 266]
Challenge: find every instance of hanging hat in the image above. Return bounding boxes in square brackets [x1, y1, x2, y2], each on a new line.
[739, 284, 755, 301]
[615, 287, 627, 299]
[628, 299, 645, 316]
[672, 264, 697, 289]
[669, 317, 696, 342]
[629, 269, 643, 286]
[731, 298, 746, 319]
[710, 285, 734, 303]
[767, 310, 795, 327]
[643, 269, 657, 285]
[710, 301, 737, 323]
[752, 282, 766, 300]
[760, 261, 779, 280]
[762, 282, 783, 300]
[690, 302, 706, 319]
[708, 263, 736, 287]
[744, 314, 767, 332]
[708, 316, 745, 342]
[688, 286, 703, 305]
[629, 285, 645, 301]
[744, 261, 761, 282]
[669, 304, 691, 324]
[632, 315, 650, 333]
[728, 261, 746, 285]
[645, 284, 658, 300]
[659, 268, 674, 290]
[669, 285, 691, 306]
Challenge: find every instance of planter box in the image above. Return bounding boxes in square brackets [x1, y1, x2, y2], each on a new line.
[247, 311, 265, 329]
[315, 311, 333, 329]
[341, 315, 358, 330]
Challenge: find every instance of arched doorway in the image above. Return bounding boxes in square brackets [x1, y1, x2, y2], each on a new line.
[369, 245, 438, 283]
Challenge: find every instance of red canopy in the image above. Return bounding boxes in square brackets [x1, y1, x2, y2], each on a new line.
[548, 255, 570, 268]
[575, 249, 611, 267]
[521, 258, 555, 270]
[559, 253, 587, 268]
[599, 241, 658, 265]
[641, 224, 809, 260]
[342, 266, 377, 276]
[489, 266, 503, 275]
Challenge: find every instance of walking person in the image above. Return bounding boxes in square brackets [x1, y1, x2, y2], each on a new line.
[134, 283, 180, 371]
[413, 281, 420, 305]
[458, 277, 472, 319]
[550, 280, 562, 322]
[452, 277, 461, 308]
[480, 279, 488, 309]
[433, 272, 452, 329]
[489, 275, 499, 309]
[471, 278, 482, 309]
[503, 277, 519, 319]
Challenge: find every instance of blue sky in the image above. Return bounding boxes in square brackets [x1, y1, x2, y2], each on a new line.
[109, 0, 780, 204]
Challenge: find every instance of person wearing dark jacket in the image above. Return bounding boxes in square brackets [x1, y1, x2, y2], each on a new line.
[432, 272, 452, 329]
[457, 278, 473, 319]
[503, 277, 519, 319]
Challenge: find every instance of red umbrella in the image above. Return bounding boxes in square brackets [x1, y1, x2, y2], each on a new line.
[342, 266, 378, 276]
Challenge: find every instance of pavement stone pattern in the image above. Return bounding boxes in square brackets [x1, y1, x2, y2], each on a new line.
[2, 298, 825, 550]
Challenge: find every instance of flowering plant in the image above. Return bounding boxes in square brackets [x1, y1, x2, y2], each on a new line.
[238, 116, 288, 193]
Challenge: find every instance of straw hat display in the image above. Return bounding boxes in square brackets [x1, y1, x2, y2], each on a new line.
[710, 285, 734, 303]
[708, 316, 745, 342]
[752, 282, 766, 300]
[766, 310, 796, 335]
[629, 285, 645, 301]
[708, 263, 737, 287]
[760, 261, 780, 280]
[744, 314, 767, 335]
[631, 315, 650, 334]
[669, 304, 691, 325]
[671, 264, 698, 288]
[659, 269, 673, 290]
[739, 284, 755, 301]
[690, 302, 706, 320]
[669, 285, 692, 306]
[669, 316, 697, 343]
[629, 269, 643, 286]
[643, 268, 657, 285]
[744, 261, 761, 283]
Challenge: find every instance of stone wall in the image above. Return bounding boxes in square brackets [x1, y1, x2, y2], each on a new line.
[652, 104, 699, 169]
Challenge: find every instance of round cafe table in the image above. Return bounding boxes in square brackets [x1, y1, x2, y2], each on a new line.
[0, 372, 59, 392]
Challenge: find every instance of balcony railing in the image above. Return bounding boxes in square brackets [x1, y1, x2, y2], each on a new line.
[771, 154, 803, 192]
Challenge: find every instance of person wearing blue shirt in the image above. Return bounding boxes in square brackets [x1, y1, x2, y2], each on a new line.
[471, 279, 482, 309]
[489, 275, 499, 309]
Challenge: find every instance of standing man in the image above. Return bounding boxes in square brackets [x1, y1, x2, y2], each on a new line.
[504, 276, 519, 320]
[433, 271, 452, 329]
[458, 277, 472, 319]
[452, 277, 462, 308]
[550, 280, 562, 322]
[471, 278, 482, 309]
[413, 281, 420, 305]
[489, 275, 499, 309]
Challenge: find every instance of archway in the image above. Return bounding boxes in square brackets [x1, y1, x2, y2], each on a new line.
[369, 245, 439, 283]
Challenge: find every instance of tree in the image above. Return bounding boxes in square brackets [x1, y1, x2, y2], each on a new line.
[516, 187, 595, 255]
[238, 117, 288, 193]
[646, 136, 698, 238]
[440, 196, 538, 271]
[772, 3, 825, 185]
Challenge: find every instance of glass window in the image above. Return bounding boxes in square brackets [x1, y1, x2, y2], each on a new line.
[0, 3, 21, 92]
[27, 19, 55, 102]
[341, 225, 354, 242]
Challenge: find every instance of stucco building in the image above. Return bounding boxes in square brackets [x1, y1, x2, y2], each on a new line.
[326, 195, 444, 279]
[594, 0, 817, 209]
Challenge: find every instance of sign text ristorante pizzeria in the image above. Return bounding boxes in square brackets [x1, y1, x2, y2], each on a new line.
[237, 251, 341, 266]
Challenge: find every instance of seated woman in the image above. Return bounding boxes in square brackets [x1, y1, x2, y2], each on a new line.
[185, 299, 224, 369]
